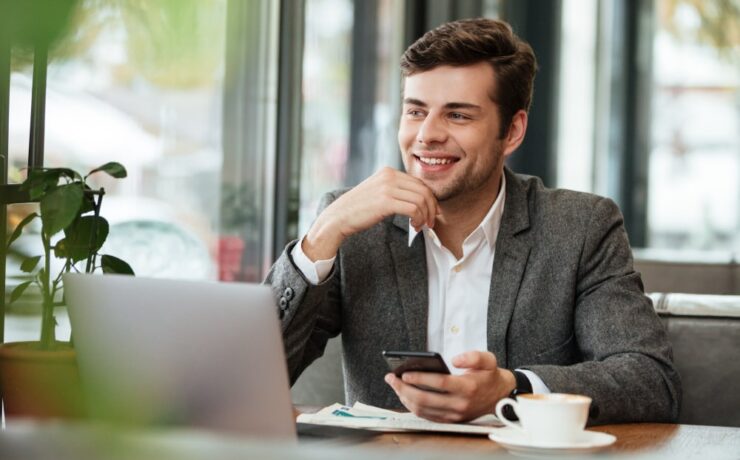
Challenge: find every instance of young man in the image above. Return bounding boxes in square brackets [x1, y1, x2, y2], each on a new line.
[267, 18, 681, 424]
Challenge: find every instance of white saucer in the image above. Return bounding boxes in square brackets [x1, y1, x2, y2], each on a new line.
[488, 427, 616, 457]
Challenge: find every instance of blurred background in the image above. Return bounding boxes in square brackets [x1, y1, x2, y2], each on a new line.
[2, 0, 739, 321]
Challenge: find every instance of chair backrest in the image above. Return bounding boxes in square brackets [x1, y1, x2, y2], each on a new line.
[290, 336, 345, 406]
[634, 251, 740, 294]
[650, 293, 740, 427]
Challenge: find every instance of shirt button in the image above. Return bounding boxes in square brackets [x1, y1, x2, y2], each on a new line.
[453, 265, 462, 273]
[450, 325, 460, 334]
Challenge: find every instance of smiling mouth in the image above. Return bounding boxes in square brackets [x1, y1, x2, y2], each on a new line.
[414, 154, 460, 166]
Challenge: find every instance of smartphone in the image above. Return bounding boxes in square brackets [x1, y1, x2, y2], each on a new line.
[382, 350, 450, 377]
[383, 351, 450, 393]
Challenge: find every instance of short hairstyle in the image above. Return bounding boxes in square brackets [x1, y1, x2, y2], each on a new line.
[400, 18, 538, 137]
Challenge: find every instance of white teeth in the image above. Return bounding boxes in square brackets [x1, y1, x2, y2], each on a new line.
[418, 157, 453, 165]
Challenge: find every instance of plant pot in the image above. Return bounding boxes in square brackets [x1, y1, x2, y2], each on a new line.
[0, 341, 85, 419]
[218, 235, 245, 281]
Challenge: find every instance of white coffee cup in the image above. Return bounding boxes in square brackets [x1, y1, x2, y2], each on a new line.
[495, 393, 592, 445]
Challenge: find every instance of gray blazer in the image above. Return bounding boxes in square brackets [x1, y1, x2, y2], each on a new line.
[267, 167, 681, 424]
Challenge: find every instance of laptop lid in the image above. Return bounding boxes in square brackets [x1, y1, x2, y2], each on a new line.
[63, 274, 295, 439]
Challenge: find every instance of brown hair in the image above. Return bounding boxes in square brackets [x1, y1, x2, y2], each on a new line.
[400, 18, 537, 137]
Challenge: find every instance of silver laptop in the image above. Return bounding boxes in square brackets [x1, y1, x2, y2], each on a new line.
[63, 274, 295, 439]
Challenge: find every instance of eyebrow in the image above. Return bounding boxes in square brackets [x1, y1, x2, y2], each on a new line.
[403, 98, 481, 111]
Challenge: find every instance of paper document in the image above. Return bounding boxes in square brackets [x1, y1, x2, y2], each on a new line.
[297, 402, 503, 435]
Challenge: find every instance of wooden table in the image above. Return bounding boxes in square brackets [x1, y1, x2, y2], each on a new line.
[296, 407, 740, 459]
[352, 423, 740, 457]
[2, 415, 739, 460]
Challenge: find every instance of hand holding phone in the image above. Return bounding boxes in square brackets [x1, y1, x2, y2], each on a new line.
[382, 350, 450, 393]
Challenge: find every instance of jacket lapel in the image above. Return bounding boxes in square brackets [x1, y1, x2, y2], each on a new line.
[388, 215, 428, 351]
[488, 167, 533, 369]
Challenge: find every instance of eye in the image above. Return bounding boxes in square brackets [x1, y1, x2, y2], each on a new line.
[449, 112, 471, 121]
[406, 108, 425, 118]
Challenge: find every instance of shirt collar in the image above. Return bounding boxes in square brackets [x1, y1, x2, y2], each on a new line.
[408, 173, 507, 249]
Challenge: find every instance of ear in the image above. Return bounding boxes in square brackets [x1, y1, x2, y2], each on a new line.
[502, 110, 528, 157]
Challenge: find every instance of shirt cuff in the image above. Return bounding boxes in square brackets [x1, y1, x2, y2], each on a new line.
[290, 236, 336, 285]
[516, 369, 551, 394]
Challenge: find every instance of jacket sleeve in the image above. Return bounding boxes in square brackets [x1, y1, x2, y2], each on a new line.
[524, 197, 682, 424]
[264, 193, 343, 385]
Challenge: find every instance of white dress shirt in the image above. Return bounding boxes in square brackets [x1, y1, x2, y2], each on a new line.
[407, 176, 504, 375]
[291, 174, 549, 393]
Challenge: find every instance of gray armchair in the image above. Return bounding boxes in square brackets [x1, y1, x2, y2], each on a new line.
[650, 293, 740, 427]
[290, 336, 345, 406]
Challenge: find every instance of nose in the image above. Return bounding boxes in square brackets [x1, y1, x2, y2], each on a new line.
[416, 113, 448, 145]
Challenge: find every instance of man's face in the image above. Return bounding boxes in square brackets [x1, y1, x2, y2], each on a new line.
[398, 63, 506, 203]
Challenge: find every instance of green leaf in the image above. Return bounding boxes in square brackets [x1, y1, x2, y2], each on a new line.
[22, 169, 60, 200]
[39, 183, 84, 237]
[9, 281, 33, 304]
[89, 162, 127, 179]
[61, 216, 110, 262]
[54, 168, 83, 181]
[22, 168, 83, 199]
[101, 254, 135, 275]
[7, 212, 38, 248]
[20, 255, 41, 273]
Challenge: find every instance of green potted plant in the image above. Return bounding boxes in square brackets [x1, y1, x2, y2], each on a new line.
[0, 162, 134, 418]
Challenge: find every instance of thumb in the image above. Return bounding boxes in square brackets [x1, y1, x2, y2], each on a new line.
[452, 351, 498, 370]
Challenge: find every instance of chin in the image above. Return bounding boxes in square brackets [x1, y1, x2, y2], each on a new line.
[428, 184, 456, 202]
[433, 190, 456, 202]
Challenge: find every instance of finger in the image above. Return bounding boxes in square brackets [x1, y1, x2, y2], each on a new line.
[370, 168, 438, 229]
[393, 380, 470, 422]
[452, 351, 498, 370]
[397, 179, 439, 228]
[397, 173, 441, 228]
[389, 373, 447, 403]
[399, 374, 468, 409]
[385, 373, 417, 396]
[389, 188, 430, 229]
[388, 374, 474, 422]
[393, 201, 430, 231]
[399, 180, 438, 229]
[371, 174, 431, 229]
[402, 371, 474, 395]
[401, 371, 450, 392]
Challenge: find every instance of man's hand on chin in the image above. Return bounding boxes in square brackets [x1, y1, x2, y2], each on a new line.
[384, 351, 516, 423]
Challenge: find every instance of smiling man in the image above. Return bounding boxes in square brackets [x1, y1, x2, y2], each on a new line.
[267, 18, 681, 424]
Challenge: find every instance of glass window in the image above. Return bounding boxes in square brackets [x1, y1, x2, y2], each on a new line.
[8, 0, 228, 282]
[648, 0, 740, 251]
[556, 0, 598, 193]
[4, 0, 280, 341]
[298, 0, 354, 237]
[297, 0, 405, 237]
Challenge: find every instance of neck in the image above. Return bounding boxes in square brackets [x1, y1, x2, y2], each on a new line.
[434, 171, 503, 259]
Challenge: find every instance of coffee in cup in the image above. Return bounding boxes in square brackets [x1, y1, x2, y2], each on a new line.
[494, 393, 592, 445]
